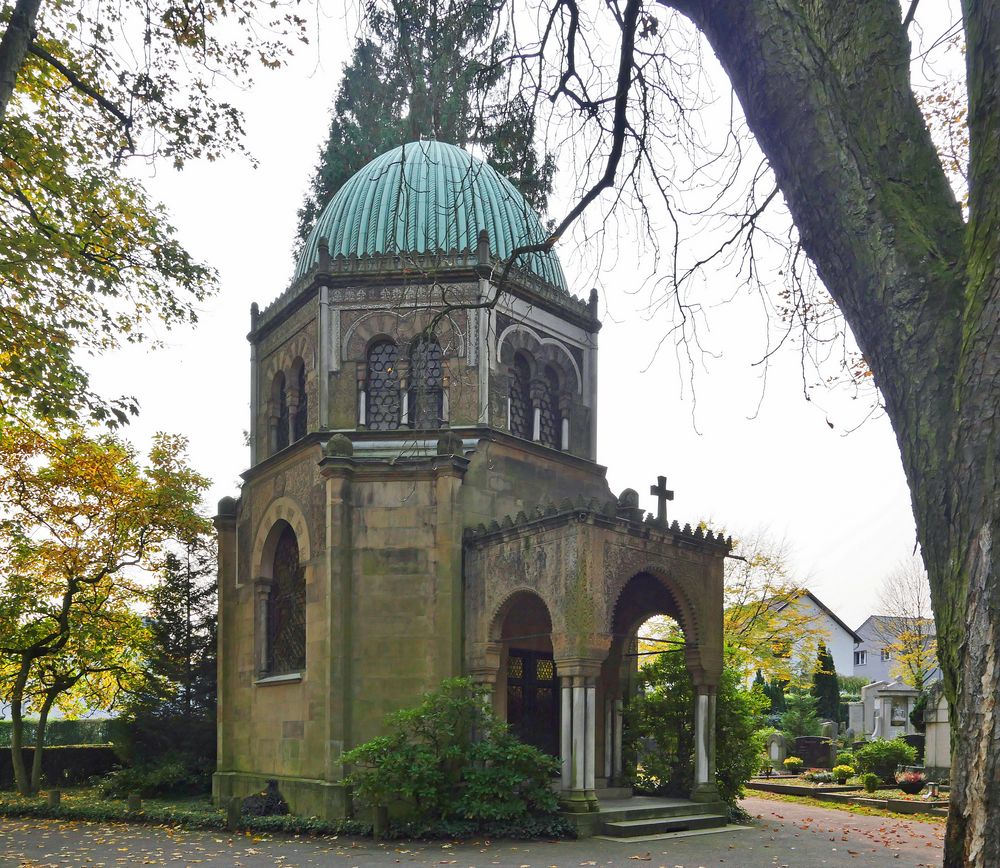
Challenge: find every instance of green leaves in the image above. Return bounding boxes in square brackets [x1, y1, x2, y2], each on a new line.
[342, 677, 560, 827]
[0, 0, 306, 426]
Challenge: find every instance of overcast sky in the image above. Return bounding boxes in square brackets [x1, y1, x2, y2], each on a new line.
[84, 3, 964, 631]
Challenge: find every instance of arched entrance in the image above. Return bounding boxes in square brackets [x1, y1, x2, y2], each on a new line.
[493, 591, 560, 757]
[600, 570, 718, 802]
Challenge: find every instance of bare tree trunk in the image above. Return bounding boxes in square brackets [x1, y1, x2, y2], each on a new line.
[648, 1, 994, 863]
[9, 660, 32, 795]
[30, 692, 56, 794]
[0, 0, 44, 123]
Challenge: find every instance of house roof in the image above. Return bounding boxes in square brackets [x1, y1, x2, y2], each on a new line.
[775, 589, 863, 643]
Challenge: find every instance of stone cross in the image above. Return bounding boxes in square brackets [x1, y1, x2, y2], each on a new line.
[650, 475, 674, 523]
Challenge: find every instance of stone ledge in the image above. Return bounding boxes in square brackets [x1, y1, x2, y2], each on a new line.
[254, 672, 303, 686]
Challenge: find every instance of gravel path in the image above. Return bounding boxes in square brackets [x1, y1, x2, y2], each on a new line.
[0, 797, 943, 867]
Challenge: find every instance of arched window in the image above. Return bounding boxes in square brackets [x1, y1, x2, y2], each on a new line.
[367, 340, 400, 430]
[272, 372, 289, 453]
[409, 337, 443, 429]
[292, 361, 307, 441]
[538, 365, 560, 449]
[268, 524, 306, 674]
[509, 352, 532, 439]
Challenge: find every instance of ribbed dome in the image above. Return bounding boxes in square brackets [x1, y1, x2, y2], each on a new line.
[295, 140, 566, 291]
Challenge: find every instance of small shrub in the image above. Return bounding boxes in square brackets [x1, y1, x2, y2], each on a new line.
[897, 771, 926, 795]
[861, 772, 880, 794]
[805, 771, 833, 783]
[832, 764, 854, 784]
[836, 750, 856, 767]
[783, 756, 804, 774]
[855, 738, 917, 783]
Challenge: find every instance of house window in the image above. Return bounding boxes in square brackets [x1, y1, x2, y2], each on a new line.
[509, 353, 532, 439]
[880, 648, 892, 662]
[267, 525, 305, 674]
[367, 340, 400, 430]
[854, 650, 867, 666]
[409, 337, 443, 429]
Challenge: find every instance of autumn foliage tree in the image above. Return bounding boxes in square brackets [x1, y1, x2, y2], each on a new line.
[0, 0, 306, 426]
[0, 425, 210, 795]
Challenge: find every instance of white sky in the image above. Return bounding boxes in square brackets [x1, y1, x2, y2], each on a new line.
[84, 4, 963, 631]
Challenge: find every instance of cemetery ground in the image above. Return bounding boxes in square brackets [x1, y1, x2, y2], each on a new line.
[0, 794, 944, 867]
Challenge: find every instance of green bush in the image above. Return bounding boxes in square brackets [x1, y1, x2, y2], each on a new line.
[836, 750, 856, 768]
[854, 738, 917, 783]
[101, 752, 209, 798]
[861, 772, 880, 793]
[832, 764, 854, 784]
[782, 756, 804, 773]
[342, 678, 563, 831]
[0, 746, 120, 788]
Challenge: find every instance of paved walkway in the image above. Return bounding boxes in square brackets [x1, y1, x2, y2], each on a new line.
[0, 797, 943, 867]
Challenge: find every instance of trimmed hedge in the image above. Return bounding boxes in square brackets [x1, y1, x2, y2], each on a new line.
[0, 746, 120, 788]
[0, 719, 122, 747]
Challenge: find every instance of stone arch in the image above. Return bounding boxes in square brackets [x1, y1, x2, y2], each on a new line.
[252, 496, 313, 578]
[261, 332, 315, 388]
[607, 565, 701, 646]
[496, 323, 582, 394]
[488, 586, 558, 642]
[343, 309, 465, 363]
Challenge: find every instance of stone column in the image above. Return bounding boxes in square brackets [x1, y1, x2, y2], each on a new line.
[253, 577, 273, 678]
[559, 671, 599, 812]
[559, 396, 571, 451]
[356, 364, 367, 428]
[691, 684, 720, 803]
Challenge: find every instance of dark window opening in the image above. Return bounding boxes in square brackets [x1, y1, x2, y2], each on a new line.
[293, 363, 307, 441]
[367, 340, 400, 431]
[268, 525, 305, 674]
[409, 337, 443, 429]
[538, 365, 560, 449]
[509, 353, 532, 439]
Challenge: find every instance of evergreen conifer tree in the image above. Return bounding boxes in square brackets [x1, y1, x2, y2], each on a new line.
[810, 643, 840, 722]
[119, 537, 217, 789]
[295, 0, 554, 254]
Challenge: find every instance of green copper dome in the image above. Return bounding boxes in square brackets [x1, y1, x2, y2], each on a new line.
[295, 140, 566, 291]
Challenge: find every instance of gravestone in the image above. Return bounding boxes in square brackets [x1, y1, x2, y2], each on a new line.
[766, 731, 786, 768]
[902, 733, 926, 762]
[820, 719, 837, 740]
[794, 736, 833, 769]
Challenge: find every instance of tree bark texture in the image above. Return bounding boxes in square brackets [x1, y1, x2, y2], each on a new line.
[0, 0, 43, 123]
[9, 660, 32, 795]
[655, 1, 998, 864]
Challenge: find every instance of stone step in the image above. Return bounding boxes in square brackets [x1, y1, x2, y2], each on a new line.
[597, 799, 718, 822]
[595, 786, 633, 800]
[600, 812, 728, 838]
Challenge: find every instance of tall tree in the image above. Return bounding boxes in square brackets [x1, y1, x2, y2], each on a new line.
[874, 556, 940, 691]
[810, 644, 839, 723]
[483, 2, 995, 862]
[0, 425, 210, 794]
[119, 538, 218, 784]
[0, 0, 305, 426]
[721, 528, 821, 686]
[295, 0, 554, 252]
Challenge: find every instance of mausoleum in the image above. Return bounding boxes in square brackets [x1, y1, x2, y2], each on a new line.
[213, 140, 729, 833]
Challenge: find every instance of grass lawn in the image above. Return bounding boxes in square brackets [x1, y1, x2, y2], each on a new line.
[746, 789, 947, 823]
